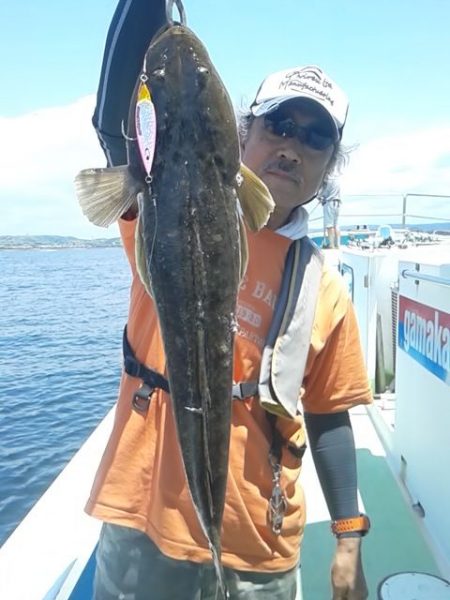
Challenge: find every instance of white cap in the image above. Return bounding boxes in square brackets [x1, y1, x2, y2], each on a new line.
[251, 65, 349, 138]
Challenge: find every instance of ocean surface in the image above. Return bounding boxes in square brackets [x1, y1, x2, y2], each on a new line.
[0, 247, 131, 546]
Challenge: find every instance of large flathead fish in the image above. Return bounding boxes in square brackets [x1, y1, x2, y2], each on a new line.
[75, 6, 273, 598]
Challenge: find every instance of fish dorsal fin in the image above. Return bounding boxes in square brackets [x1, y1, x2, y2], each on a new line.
[237, 163, 275, 232]
[74, 166, 143, 227]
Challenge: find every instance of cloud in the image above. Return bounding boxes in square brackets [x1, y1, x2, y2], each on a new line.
[342, 126, 450, 196]
[332, 127, 450, 227]
[0, 96, 115, 238]
[0, 98, 449, 236]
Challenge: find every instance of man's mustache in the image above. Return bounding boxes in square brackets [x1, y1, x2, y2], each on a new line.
[263, 157, 301, 182]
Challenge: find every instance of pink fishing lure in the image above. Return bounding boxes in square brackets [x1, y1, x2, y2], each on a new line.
[135, 81, 157, 178]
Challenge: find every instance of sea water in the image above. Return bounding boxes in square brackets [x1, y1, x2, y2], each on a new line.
[0, 247, 130, 545]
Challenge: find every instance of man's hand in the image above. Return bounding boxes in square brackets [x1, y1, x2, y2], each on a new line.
[331, 537, 368, 599]
[122, 203, 138, 221]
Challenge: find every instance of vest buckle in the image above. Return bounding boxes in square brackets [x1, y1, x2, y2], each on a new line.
[132, 383, 154, 414]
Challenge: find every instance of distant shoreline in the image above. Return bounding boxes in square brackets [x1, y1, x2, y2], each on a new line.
[0, 236, 122, 251]
[2, 222, 449, 251]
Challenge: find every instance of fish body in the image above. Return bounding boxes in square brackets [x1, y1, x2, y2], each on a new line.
[75, 21, 274, 599]
[133, 25, 241, 593]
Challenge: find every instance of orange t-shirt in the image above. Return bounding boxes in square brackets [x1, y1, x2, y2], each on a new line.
[86, 218, 372, 572]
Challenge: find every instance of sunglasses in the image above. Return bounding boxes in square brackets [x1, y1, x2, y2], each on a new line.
[263, 111, 337, 151]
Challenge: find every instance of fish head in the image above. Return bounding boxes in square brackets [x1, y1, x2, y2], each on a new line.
[127, 25, 240, 183]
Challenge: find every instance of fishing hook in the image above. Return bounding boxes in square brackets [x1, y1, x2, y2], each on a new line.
[121, 120, 137, 141]
[166, 0, 187, 26]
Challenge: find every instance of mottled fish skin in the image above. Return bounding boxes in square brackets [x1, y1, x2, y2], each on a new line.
[127, 25, 241, 596]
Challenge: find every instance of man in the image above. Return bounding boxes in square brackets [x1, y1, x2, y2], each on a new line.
[87, 2, 372, 598]
[319, 178, 342, 249]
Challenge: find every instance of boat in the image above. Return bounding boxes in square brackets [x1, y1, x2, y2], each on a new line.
[1, 195, 449, 599]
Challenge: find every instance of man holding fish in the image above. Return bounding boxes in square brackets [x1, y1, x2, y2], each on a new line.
[78, 1, 372, 598]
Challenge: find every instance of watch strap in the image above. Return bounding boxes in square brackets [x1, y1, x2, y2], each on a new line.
[331, 514, 370, 537]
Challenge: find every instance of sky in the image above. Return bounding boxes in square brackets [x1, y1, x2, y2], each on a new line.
[1, 0, 449, 238]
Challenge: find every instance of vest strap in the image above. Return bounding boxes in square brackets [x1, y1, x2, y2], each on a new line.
[123, 327, 249, 413]
[123, 326, 170, 392]
[123, 326, 170, 413]
[232, 381, 258, 400]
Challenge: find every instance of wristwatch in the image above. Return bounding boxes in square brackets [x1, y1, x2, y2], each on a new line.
[331, 514, 370, 537]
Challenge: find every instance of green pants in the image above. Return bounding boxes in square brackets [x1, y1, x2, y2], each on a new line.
[94, 523, 299, 599]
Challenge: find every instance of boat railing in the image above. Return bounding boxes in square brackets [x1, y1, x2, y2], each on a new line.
[401, 269, 450, 288]
[308, 192, 450, 229]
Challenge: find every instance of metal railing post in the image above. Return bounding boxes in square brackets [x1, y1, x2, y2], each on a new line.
[402, 194, 407, 227]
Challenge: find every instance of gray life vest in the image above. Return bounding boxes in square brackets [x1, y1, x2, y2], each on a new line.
[232, 236, 324, 419]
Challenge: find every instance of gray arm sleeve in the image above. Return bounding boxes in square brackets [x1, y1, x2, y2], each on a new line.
[304, 410, 361, 537]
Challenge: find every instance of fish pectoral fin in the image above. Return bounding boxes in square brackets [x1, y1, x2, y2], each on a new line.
[74, 166, 142, 227]
[238, 215, 249, 280]
[237, 163, 275, 231]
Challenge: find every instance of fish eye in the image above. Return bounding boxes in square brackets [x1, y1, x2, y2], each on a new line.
[196, 66, 209, 90]
[152, 68, 166, 80]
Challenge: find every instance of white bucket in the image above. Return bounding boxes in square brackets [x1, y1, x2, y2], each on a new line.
[378, 572, 450, 599]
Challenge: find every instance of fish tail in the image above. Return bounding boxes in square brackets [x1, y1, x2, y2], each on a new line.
[196, 328, 216, 519]
[210, 543, 229, 600]
[74, 166, 143, 227]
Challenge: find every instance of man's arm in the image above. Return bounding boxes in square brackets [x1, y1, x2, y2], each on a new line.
[304, 411, 368, 600]
[93, 0, 167, 167]
[92, 0, 168, 222]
